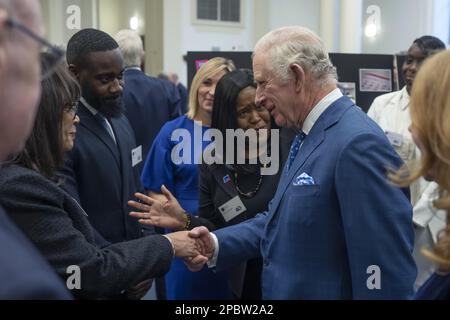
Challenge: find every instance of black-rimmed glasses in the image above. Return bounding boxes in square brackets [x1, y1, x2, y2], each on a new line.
[5, 19, 65, 80]
[65, 101, 79, 120]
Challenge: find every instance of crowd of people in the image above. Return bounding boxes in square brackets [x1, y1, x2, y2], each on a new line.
[0, 0, 449, 300]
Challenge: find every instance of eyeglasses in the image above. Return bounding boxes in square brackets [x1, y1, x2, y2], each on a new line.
[5, 19, 65, 80]
[65, 101, 79, 120]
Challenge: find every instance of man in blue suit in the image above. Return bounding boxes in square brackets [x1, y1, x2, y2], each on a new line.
[115, 29, 181, 173]
[187, 26, 417, 299]
[0, 0, 70, 299]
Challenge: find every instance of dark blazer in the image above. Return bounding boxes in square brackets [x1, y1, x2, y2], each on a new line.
[196, 128, 295, 230]
[0, 204, 71, 299]
[58, 102, 145, 243]
[177, 82, 188, 115]
[0, 165, 173, 299]
[123, 68, 181, 169]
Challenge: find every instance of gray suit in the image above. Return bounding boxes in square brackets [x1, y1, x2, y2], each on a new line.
[0, 165, 173, 299]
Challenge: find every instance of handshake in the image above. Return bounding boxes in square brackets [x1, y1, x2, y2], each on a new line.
[164, 227, 215, 272]
[127, 187, 216, 271]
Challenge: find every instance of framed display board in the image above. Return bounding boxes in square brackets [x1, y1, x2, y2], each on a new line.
[187, 51, 397, 113]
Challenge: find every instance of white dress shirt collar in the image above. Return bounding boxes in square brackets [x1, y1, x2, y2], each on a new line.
[125, 66, 142, 72]
[80, 97, 98, 116]
[80, 97, 117, 144]
[302, 88, 343, 135]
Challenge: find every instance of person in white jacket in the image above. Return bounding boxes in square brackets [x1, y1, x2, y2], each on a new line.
[368, 35, 446, 289]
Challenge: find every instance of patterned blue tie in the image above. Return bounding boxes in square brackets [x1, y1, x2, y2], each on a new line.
[287, 131, 306, 170]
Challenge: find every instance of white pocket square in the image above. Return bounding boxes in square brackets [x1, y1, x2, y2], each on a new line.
[293, 173, 315, 186]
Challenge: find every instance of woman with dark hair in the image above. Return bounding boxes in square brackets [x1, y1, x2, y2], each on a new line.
[0, 53, 200, 299]
[368, 35, 446, 289]
[130, 69, 293, 299]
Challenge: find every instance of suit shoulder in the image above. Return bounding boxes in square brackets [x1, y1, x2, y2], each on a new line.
[0, 165, 63, 202]
[0, 165, 44, 186]
[336, 107, 389, 143]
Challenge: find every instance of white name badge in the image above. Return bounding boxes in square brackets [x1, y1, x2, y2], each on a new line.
[219, 196, 247, 223]
[131, 145, 143, 167]
[386, 131, 404, 147]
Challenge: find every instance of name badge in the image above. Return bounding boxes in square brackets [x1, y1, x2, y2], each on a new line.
[219, 196, 247, 222]
[131, 145, 143, 167]
[386, 131, 404, 147]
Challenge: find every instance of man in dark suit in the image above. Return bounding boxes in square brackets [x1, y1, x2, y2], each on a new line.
[61, 29, 156, 298]
[0, 0, 70, 299]
[187, 26, 417, 299]
[115, 29, 182, 172]
[61, 29, 146, 245]
[168, 72, 189, 115]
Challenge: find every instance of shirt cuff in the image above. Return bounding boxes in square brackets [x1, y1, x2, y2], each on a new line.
[207, 232, 219, 268]
[162, 235, 175, 257]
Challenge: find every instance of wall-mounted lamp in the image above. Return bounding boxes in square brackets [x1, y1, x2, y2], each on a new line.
[365, 5, 381, 38]
[130, 16, 139, 31]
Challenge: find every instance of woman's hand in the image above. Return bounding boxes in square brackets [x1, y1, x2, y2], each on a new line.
[129, 185, 187, 231]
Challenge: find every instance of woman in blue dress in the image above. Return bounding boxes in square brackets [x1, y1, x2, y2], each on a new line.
[391, 50, 450, 300]
[140, 57, 235, 300]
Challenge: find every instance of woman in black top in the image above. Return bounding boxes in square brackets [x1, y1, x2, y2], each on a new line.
[130, 69, 293, 299]
[0, 53, 200, 299]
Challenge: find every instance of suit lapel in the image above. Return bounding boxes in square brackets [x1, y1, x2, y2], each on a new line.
[78, 103, 121, 167]
[268, 96, 355, 217]
[110, 117, 130, 185]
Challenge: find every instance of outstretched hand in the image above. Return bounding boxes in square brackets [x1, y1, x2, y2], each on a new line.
[129, 185, 187, 230]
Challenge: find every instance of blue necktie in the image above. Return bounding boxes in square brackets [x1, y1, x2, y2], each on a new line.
[287, 131, 306, 170]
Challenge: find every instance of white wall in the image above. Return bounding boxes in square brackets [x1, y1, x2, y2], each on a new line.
[433, 0, 450, 45]
[40, 0, 97, 47]
[361, 0, 436, 54]
[269, 0, 321, 33]
[164, 0, 256, 86]
[39, 0, 449, 82]
[121, 0, 146, 35]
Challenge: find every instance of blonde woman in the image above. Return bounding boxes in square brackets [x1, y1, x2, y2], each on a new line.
[140, 57, 235, 299]
[393, 50, 450, 299]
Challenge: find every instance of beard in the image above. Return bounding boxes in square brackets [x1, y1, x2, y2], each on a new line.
[96, 95, 125, 118]
[82, 84, 125, 119]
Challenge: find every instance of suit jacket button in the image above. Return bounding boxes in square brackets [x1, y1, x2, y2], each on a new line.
[264, 260, 270, 267]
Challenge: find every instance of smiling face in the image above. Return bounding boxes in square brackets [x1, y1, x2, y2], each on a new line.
[403, 44, 426, 95]
[61, 106, 80, 152]
[197, 70, 227, 116]
[253, 51, 298, 128]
